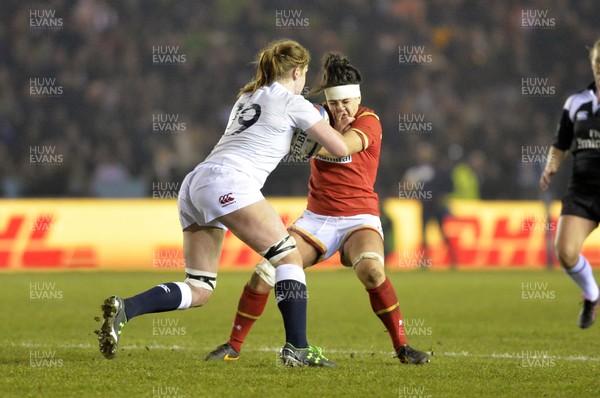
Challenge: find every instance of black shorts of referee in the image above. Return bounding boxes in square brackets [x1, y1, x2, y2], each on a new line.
[561, 189, 600, 223]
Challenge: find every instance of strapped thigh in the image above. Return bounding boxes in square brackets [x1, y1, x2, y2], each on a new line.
[254, 258, 275, 287]
[350, 251, 384, 269]
[259, 235, 297, 265]
[184, 268, 217, 291]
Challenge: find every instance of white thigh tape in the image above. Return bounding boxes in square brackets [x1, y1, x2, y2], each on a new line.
[351, 252, 384, 269]
[259, 235, 297, 265]
[254, 258, 276, 287]
[184, 268, 217, 291]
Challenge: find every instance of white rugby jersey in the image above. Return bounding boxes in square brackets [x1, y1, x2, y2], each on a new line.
[202, 82, 322, 187]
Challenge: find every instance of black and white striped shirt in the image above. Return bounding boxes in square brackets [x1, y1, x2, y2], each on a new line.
[554, 82, 600, 193]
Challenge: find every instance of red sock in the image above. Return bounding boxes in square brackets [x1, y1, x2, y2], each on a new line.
[366, 277, 409, 350]
[228, 284, 269, 353]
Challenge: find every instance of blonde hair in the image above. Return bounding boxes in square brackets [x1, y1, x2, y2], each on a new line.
[239, 39, 310, 97]
[589, 38, 600, 61]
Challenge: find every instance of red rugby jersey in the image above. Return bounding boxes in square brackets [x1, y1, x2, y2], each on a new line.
[307, 105, 381, 216]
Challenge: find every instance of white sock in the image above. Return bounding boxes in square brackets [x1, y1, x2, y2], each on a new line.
[174, 282, 192, 309]
[275, 264, 306, 284]
[565, 254, 599, 301]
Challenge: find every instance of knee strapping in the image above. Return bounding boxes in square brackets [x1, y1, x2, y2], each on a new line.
[184, 268, 217, 291]
[259, 235, 297, 266]
[254, 258, 276, 287]
[351, 252, 384, 269]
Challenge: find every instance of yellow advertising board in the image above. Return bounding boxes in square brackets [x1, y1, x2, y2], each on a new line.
[384, 199, 600, 268]
[0, 198, 321, 271]
[0, 199, 181, 270]
[2, 198, 600, 271]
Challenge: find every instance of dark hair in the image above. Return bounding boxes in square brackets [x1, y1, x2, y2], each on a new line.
[239, 39, 310, 97]
[309, 52, 361, 96]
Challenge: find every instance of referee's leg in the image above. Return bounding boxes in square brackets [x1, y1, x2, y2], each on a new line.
[555, 215, 600, 328]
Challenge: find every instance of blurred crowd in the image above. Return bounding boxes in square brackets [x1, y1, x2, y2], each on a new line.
[0, 0, 597, 199]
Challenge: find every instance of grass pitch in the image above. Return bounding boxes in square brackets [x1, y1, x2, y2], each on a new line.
[1, 269, 600, 397]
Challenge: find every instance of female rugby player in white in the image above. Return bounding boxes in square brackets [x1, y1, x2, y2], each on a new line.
[206, 53, 429, 365]
[97, 39, 348, 367]
[540, 38, 600, 328]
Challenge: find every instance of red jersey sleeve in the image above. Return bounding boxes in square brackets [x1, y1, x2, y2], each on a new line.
[350, 110, 382, 151]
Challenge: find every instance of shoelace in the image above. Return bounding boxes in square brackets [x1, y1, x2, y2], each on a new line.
[308, 346, 327, 359]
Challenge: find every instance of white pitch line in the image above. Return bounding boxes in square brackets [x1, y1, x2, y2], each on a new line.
[438, 351, 600, 362]
[6, 342, 600, 362]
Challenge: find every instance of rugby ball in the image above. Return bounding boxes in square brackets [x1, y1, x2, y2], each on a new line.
[289, 104, 329, 161]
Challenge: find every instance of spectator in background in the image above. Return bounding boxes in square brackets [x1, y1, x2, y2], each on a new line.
[402, 141, 455, 266]
[450, 149, 485, 200]
[0, 0, 595, 199]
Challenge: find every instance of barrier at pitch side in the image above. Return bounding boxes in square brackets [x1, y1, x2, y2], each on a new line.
[2, 198, 600, 271]
[384, 199, 600, 268]
[0, 198, 340, 271]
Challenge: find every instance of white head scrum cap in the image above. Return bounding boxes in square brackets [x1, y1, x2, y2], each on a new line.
[324, 84, 361, 101]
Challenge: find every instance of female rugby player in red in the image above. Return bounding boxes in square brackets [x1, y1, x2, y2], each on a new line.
[206, 53, 429, 365]
[540, 38, 600, 328]
[97, 39, 348, 367]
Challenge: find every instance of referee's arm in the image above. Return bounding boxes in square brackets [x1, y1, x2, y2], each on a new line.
[540, 146, 568, 191]
[540, 101, 574, 191]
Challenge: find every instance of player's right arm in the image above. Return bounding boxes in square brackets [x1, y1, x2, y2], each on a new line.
[289, 97, 349, 158]
[540, 146, 568, 191]
[540, 95, 574, 191]
[305, 119, 349, 158]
